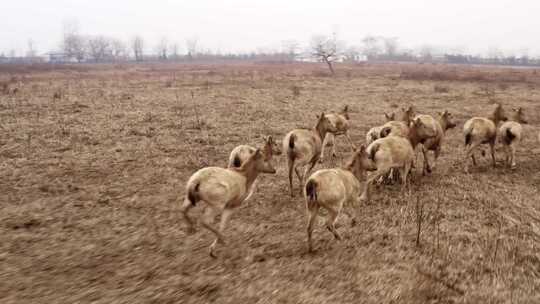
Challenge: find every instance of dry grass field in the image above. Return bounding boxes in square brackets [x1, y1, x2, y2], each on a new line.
[1, 62, 540, 303]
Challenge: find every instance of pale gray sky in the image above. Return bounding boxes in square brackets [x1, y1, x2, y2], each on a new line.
[2, 0, 540, 56]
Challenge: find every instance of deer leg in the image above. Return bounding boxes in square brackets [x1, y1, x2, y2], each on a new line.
[344, 131, 355, 152]
[331, 135, 338, 158]
[400, 162, 411, 192]
[200, 207, 224, 257]
[209, 208, 234, 257]
[295, 166, 303, 186]
[306, 203, 319, 253]
[510, 143, 517, 169]
[489, 141, 497, 167]
[505, 145, 511, 166]
[303, 160, 318, 184]
[465, 142, 480, 173]
[320, 134, 328, 163]
[422, 146, 431, 175]
[180, 198, 196, 234]
[325, 206, 342, 241]
[288, 158, 295, 197]
[432, 147, 441, 171]
[244, 178, 258, 204]
[360, 168, 389, 202]
[471, 153, 478, 166]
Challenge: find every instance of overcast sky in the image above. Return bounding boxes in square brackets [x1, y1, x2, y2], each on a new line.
[2, 0, 540, 56]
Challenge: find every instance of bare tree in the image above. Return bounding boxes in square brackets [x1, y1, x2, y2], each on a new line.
[169, 43, 180, 60]
[361, 35, 382, 61]
[110, 39, 127, 61]
[87, 36, 111, 62]
[418, 45, 434, 62]
[156, 37, 168, 60]
[26, 39, 36, 57]
[310, 33, 340, 74]
[383, 37, 399, 58]
[186, 37, 198, 59]
[488, 47, 503, 62]
[131, 35, 144, 62]
[62, 20, 86, 62]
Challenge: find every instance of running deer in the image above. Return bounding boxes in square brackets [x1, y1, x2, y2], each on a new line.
[227, 136, 281, 203]
[360, 118, 436, 202]
[181, 149, 276, 257]
[228, 136, 281, 168]
[463, 103, 508, 172]
[379, 106, 416, 139]
[283, 113, 337, 197]
[320, 105, 355, 162]
[304, 146, 373, 252]
[414, 111, 457, 174]
[499, 107, 528, 169]
[366, 112, 396, 145]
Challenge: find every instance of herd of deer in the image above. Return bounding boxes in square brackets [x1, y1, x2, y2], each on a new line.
[181, 103, 530, 256]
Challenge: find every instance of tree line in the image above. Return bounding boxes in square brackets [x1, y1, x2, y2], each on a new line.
[1, 22, 538, 69]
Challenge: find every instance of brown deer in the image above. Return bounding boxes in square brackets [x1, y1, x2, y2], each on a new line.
[181, 149, 276, 257]
[283, 113, 337, 197]
[463, 103, 508, 172]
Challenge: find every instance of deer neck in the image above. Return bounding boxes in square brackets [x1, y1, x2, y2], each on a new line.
[346, 164, 364, 181]
[488, 108, 503, 125]
[401, 113, 410, 123]
[314, 123, 327, 142]
[438, 117, 449, 133]
[408, 128, 421, 148]
[244, 169, 259, 189]
[235, 162, 260, 189]
[488, 114, 497, 125]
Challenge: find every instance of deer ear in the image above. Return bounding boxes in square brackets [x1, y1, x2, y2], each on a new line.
[343, 105, 348, 112]
[253, 148, 262, 159]
[358, 144, 366, 153]
[380, 126, 392, 137]
[267, 135, 273, 143]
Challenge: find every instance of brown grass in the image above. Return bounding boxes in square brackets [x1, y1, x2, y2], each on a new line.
[1, 62, 540, 303]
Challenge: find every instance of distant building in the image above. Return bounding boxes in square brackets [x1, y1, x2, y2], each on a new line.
[45, 52, 70, 63]
[0, 56, 45, 64]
